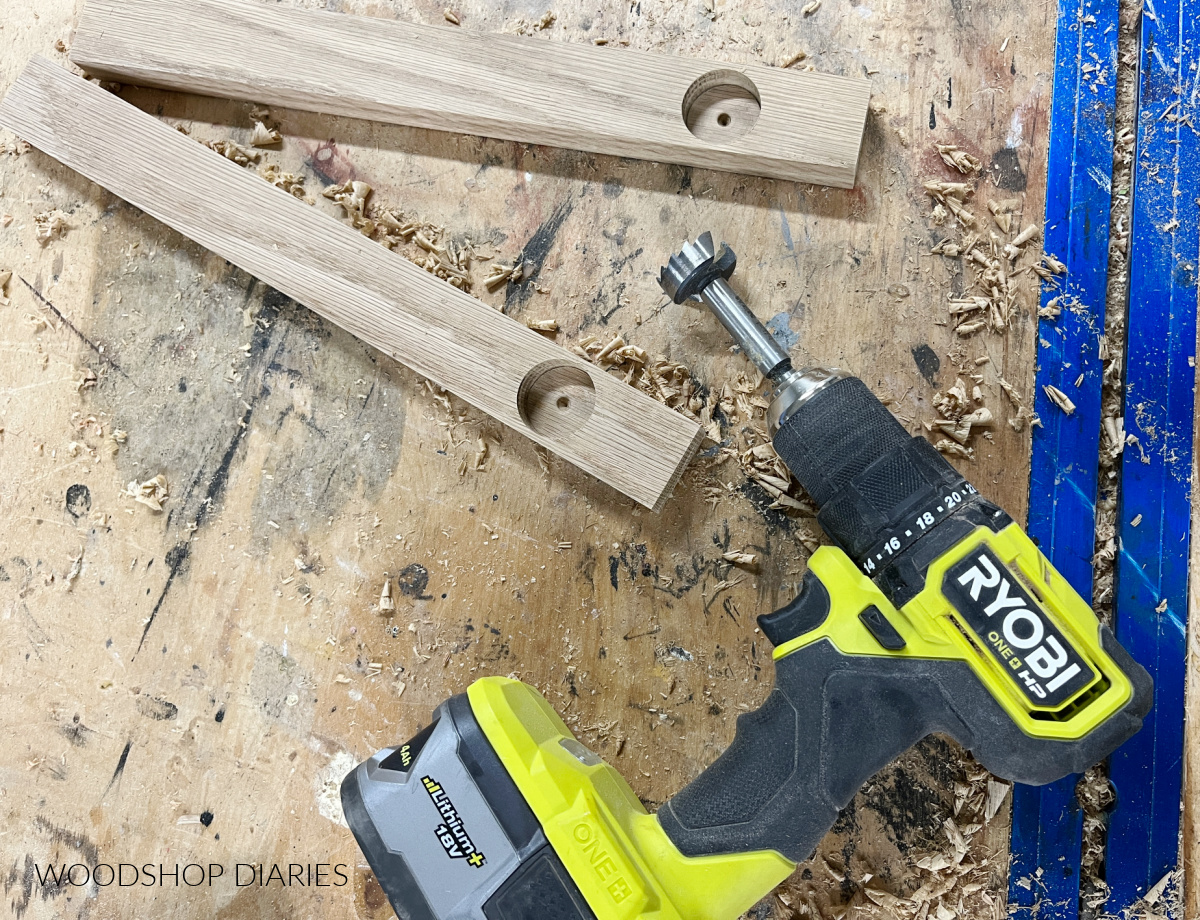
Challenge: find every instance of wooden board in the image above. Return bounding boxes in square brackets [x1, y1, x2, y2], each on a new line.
[0, 0, 1077, 918]
[0, 57, 703, 512]
[69, 0, 870, 187]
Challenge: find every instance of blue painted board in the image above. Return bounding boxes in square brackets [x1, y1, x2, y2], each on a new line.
[1105, 0, 1198, 908]
[1009, 0, 1119, 914]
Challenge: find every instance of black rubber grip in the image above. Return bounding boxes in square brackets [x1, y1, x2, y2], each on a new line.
[772, 376, 971, 575]
[658, 628, 1153, 862]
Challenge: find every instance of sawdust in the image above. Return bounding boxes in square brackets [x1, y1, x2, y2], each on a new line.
[1077, 2, 1142, 911]
[321, 179, 481, 291]
[313, 751, 359, 827]
[923, 377, 995, 461]
[507, 10, 557, 34]
[772, 756, 1011, 920]
[936, 144, 981, 175]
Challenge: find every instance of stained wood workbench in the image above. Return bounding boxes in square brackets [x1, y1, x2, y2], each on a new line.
[1, 1, 1066, 918]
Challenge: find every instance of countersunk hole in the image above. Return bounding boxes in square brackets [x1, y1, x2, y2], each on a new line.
[518, 360, 596, 437]
[683, 69, 761, 142]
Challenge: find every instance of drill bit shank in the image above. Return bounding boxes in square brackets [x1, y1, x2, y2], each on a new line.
[659, 231, 848, 432]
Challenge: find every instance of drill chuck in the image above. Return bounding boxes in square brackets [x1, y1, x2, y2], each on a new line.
[660, 233, 980, 601]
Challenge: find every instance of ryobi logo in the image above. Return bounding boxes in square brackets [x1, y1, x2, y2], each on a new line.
[572, 822, 633, 904]
[943, 546, 1095, 708]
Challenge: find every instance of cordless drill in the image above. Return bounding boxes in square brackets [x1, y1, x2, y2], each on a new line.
[341, 233, 1152, 920]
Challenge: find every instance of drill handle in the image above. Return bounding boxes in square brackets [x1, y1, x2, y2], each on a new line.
[656, 576, 960, 862]
[656, 564, 1151, 864]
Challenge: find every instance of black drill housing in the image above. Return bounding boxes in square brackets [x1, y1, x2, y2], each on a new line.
[771, 374, 1003, 606]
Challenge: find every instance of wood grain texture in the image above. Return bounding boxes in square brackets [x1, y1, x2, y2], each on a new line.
[69, 0, 870, 187]
[0, 57, 703, 511]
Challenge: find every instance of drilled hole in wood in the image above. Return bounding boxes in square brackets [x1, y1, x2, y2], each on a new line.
[683, 69, 760, 141]
[519, 361, 596, 436]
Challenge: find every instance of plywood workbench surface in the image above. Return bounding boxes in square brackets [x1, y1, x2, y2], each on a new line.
[0, 1, 1080, 918]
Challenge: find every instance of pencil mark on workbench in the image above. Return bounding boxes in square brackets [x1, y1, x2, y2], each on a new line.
[911, 343, 941, 386]
[59, 715, 93, 748]
[7, 818, 100, 918]
[19, 277, 128, 378]
[395, 563, 432, 600]
[102, 739, 133, 795]
[135, 693, 179, 721]
[64, 484, 91, 520]
[20, 603, 49, 659]
[505, 197, 575, 312]
[135, 541, 192, 655]
[989, 147, 1027, 191]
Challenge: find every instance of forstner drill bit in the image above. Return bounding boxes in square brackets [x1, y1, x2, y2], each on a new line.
[658, 231, 848, 433]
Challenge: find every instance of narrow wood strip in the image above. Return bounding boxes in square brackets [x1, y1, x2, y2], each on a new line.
[1007, 0, 1122, 911]
[69, 0, 870, 187]
[1105, 0, 1198, 903]
[0, 57, 703, 510]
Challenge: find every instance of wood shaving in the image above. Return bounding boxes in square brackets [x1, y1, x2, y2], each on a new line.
[0, 268, 10, 305]
[508, 10, 556, 34]
[526, 319, 559, 333]
[1038, 296, 1061, 319]
[1, 214, 12, 227]
[484, 261, 525, 291]
[250, 121, 282, 147]
[34, 210, 68, 245]
[260, 164, 308, 200]
[801, 0, 821, 14]
[323, 179, 373, 233]
[205, 138, 260, 165]
[721, 550, 758, 567]
[1042, 384, 1076, 415]
[936, 144, 981, 175]
[378, 578, 395, 613]
[779, 49, 808, 68]
[923, 180, 976, 227]
[125, 474, 169, 511]
[443, 8, 461, 25]
[983, 778, 1010, 822]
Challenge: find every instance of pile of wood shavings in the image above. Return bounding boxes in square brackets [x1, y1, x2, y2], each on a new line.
[923, 376, 994, 460]
[926, 143, 1065, 343]
[573, 333, 818, 520]
[772, 759, 1012, 920]
[204, 138, 259, 166]
[322, 180, 481, 291]
[34, 210, 68, 245]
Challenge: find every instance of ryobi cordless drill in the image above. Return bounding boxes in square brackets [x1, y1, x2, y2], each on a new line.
[341, 233, 1152, 920]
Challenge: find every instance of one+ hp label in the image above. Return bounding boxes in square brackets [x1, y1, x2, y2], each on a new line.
[943, 545, 1095, 708]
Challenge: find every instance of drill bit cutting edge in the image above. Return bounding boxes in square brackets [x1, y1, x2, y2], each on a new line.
[340, 235, 1153, 920]
[659, 230, 848, 434]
